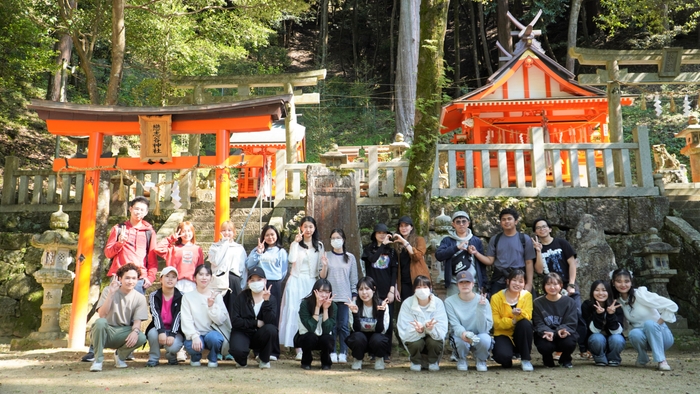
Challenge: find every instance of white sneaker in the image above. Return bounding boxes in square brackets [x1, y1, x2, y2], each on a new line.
[177, 348, 187, 362]
[521, 360, 533, 372]
[208, 362, 218, 368]
[259, 361, 271, 369]
[352, 359, 363, 370]
[338, 354, 347, 363]
[269, 355, 277, 361]
[476, 360, 488, 372]
[428, 362, 440, 371]
[456, 359, 468, 371]
[295, 350, 303, 361]
[374, 358, 385, 370]
[190, 361, 201, 367]
[658, 360, 671, 371]
[114, 353, 127, 368]
[410, 363, 421, 372]
[330, 353, 338, 363]
[90, 362, 102, 372]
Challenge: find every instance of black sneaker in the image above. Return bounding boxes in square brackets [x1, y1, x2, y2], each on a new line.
[561, 362, 573, 369]
[81, 352, 95, 362]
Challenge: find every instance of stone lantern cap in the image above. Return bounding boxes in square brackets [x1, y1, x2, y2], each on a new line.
[320, 144, 348, 166]
[31, 206, 78, 250]
[631, 228, 679, 257]
[434, 208, 452, 233]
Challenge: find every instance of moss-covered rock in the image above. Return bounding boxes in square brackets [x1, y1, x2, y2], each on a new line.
[23, 247, 43, 275]
[13, 290, 43, 337]
[0, 233, 31, 250]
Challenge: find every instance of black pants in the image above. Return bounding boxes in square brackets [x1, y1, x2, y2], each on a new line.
[267, 279, 282, 357]
[297, 332, 334, 368]
[346, 331, 390, 360]
[230, 324, 278, 366]
[492, 319, 533, 367]
[534, 334, 577, 367]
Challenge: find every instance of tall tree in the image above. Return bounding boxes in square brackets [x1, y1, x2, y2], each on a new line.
[452, 0, 461, 97]
[395, 0, 420, 142]
[566, 0, 584, 72]
[400, 0, 450, 234]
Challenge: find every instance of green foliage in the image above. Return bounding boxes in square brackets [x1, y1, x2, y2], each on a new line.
[297, 77, 395, 162]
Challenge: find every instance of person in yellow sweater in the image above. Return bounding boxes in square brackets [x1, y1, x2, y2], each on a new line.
[490, 269, 534, 371]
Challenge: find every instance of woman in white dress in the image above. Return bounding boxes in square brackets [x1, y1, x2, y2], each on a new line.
[279, 216, 324, 360]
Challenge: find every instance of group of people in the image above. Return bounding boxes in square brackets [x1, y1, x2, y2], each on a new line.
[86, 197, 679, 374]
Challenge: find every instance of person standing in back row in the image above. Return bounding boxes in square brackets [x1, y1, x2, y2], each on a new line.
[473, 208, 535, 294]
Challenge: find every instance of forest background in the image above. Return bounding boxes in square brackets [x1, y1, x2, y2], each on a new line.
[0, 0, 699, 178]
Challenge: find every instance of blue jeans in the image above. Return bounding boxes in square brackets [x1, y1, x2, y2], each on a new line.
[452, 332, 492, 362]
[587, 333, 625, 364]
[628, 320, 674, 364]
[184, 331, 224, 363]
[333, 302, 349, 355]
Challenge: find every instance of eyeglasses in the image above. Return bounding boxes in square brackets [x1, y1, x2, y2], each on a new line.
[454, 219, 469, 225]
[535, 225, 548, 230]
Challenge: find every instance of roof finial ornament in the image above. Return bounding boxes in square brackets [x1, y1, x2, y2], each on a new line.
[507, 9, 544, 54]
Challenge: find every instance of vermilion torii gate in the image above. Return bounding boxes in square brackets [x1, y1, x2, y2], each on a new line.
[28, 96, 290, 348]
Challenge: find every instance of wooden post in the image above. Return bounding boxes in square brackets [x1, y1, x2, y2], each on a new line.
[214, 129, 230, 242]
[68, 131, 103, 349]
[368, 146, 378, 197]
[275, 149, 286, 205]
[634, 125, 655, 188]
[607, 60, 624, 183]
[284, 85, 296, 194]
[530, 127, 547, 189]
[1, 156, 18, 205]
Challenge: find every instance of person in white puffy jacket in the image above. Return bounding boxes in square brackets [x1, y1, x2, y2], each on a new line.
[397, 275, 448, 372]
[611, 268, 678, 371]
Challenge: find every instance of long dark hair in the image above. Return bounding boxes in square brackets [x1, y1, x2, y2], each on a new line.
[298, 216, 320, 252]
[611, 268, 635, 306]
[356, 276, 381, 317]
[330, 228, 350, 263]
[394, 219, 417, 255]
[589, 280, 614, 309]
[303, 278, 333, 313]
[259, 224, 283, 250]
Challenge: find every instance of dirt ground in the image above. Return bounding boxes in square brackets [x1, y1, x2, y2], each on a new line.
[1, 345, 699, 394]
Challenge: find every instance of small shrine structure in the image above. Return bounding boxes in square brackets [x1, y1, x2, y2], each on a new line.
[440, 11, 634, 187]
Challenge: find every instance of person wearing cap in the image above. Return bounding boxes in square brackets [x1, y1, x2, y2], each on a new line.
[392, 216, 430, 303]
[145, 266, 185, 367]
[361, 222, 398, 359]
[229, 266, 279, 368]
[436, 211, 488, 298]
[444, 271, 493, 372]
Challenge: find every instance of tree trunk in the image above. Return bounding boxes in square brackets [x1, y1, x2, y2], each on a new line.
[105, 0, 125, 105]
[542, 31, 557, 63]
[400, 0, 450, 235]
[478, 3, 493, 75]
[46, 34, 73, 101]
[496, 0, 510, 68]
[319, 0, 329, 67]
[467, 1, 481, 87]
[580, 3, 589, 44]
[390, 0, 398, 110]
[566, 0, 584, 72]
[452, 0, 461, 97]
[395, 0, 420, 142]
[352, 0, 359, 76]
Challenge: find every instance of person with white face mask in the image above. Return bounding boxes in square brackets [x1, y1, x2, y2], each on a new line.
[397, 275, 448, 372]
[319, 229, 358, 364]
[229, 267, 279, 368]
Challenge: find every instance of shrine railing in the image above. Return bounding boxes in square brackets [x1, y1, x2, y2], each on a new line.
[274, 126, 659, 202]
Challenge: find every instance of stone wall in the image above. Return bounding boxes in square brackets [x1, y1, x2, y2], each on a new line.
[0, 233, 44, 339]
[661, 217, 700, 331]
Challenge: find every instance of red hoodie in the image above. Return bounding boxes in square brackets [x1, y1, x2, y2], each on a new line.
[104, 220, 157, 284]
[154, 234, 204, 282]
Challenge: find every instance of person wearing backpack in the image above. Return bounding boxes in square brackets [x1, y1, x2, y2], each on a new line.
[435, 211, 488, 298]
[472, 208, 536, 295]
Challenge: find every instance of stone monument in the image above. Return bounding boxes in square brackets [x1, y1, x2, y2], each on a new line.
[306, 165, 361, 277]
[12, 206, 77, 349]
[427, 208, 452, 286]
[568, 213, 617, 297]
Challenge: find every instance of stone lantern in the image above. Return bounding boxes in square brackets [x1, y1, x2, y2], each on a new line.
[634, 227, 693, 336]
[389, 133, 410, 159]
[427, 209, 452, 286]
[319, 144, 348, 167]
[675, 115, 700, 182]
[28, 205, 78, 348]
